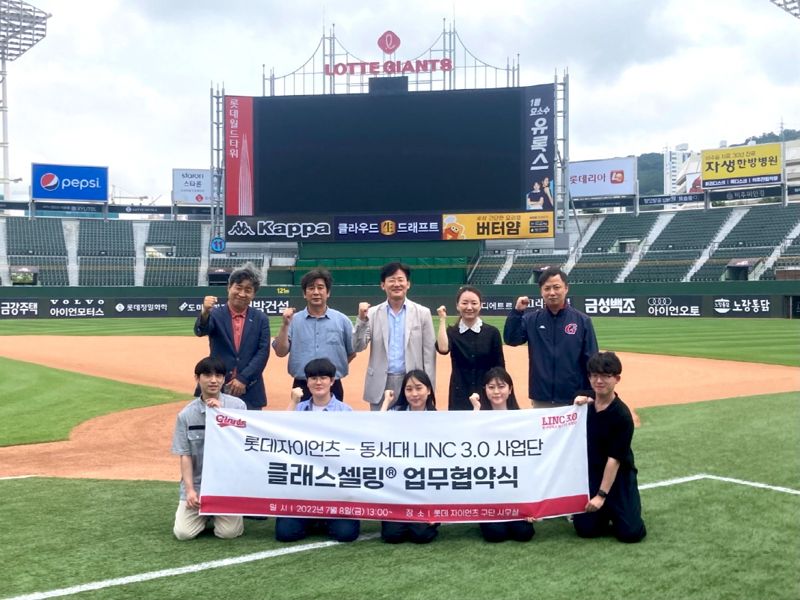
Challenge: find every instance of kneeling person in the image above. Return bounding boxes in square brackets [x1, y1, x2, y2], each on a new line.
[573, 352, 646, 543]
[172, 357, 246, 540]
[275, 358, 360, 543]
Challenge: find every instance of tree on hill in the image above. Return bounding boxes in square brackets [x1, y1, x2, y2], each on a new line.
[637, 152, 663, 196]
[742, 129, 800, 145]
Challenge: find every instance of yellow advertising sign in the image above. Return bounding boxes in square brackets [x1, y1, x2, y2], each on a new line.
[701, 142, 782, 189]
[441, 212, 554, 240]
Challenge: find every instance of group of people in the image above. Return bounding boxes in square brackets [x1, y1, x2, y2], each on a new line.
[171, 262, 646, 546]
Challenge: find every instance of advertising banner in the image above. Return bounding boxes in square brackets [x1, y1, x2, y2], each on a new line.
[568, 157, 637, 198]
[31, 163, 109, 202]
[173, 169, 212, 205]
[640, 193, 704, 206]
[708, 185, 783, 202]
[108, 204, 172, 215]
[200, 407, 589, 521]
[0, 300, 39, 319]
[224, 96, 255, 216]
[642, 296, 702, 317]
[711, 296, 772, 317]
[442, 212, 553, 240]
[225, 215, 334, 243]
[334, 215, 441, 241]
[701, 143, 782, 189]
[34, 201, 104, 215]
[522, 84, 556, 221]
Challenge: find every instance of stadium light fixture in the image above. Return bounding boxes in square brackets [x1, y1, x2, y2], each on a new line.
[769, 0, 800, 19]
[0, 0, 50, 202]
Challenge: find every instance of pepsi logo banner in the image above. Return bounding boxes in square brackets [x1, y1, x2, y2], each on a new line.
[199, 406, 589, 522]
[31, 163, 109, 202]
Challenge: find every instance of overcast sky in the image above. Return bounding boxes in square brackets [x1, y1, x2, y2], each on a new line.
[6, 0, 799, 202]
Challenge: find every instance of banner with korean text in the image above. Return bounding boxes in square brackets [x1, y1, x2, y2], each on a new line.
[200, 407, 589, 523]
[701, 142, 782, 189]
[442, 212, 553, 240]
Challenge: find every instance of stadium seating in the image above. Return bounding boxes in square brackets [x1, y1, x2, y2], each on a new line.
[568, 253, 629, 284]
[626, 249, 702, 283]
[6, 217, 67, 255]
[717, 203, 800, 249]
[467, 255, 506, 285]
[8, 255, 69, 286]
[580, 213, 659, 253]
[208, 257, 265, 271]
[690, 247, 773, 282]
[144, 257, 200, 286]
[146, 222, 202, 256]
[503, 254, 563, 285]
[647, 209, 730, 251]
[78, 220, 135, 256]
[78, 257, 135, 286]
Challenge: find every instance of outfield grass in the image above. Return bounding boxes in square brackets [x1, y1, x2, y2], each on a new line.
[0, 356, 185, 446]
[1, 316, 798, 365]
[3, 393, 798, 600]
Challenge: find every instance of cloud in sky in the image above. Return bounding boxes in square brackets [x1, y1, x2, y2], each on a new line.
[6, 0, 799, 201]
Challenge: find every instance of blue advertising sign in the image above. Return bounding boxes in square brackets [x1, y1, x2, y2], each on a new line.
[334, 214, 441, 241]
[31, 163, 109, 202]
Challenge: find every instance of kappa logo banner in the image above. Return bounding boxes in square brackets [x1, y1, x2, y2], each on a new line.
[200, 407, 589, 522]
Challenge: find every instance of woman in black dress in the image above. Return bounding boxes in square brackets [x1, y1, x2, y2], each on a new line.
[470, 367, 535, 543]
[436, 285, 505, 411]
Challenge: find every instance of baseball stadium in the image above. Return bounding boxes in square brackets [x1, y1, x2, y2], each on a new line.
[1, 3, 799, 600]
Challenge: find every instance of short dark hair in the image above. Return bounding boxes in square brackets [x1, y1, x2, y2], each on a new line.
[195, 356, 227, 377]
[586, 351, 622, 376]
[538, 267, 568, 288]
[300, 268, 333, 292]
[391, 369, 436, 411]
[380, 262, 411, 282]
[304, 358, 337, 379]
[228, 262, 261, 291]
[481, 367, 520, 410]
[456, 285, 482, 303]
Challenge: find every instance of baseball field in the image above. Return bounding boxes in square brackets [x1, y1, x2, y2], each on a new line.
[1, 316, 798, 600]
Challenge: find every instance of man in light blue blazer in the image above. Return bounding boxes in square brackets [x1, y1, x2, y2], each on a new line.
[353, 262, 436, 411]
[194, 263, 271, 410]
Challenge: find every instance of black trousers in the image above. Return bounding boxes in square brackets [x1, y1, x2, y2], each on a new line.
[275, 517, 360, 543]
[381, 521, 439, 544]
[573, 468, 646, 543]
[479, 520, 535, 543]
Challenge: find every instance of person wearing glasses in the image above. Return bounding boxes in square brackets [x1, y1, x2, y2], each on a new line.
[572, 352, 646, 543]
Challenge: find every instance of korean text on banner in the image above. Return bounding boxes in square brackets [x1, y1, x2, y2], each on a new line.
[200, 407, 589, 523]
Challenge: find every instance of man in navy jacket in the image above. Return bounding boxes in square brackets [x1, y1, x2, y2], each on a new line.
[194, 263, 271, 410]
[504, 267, 597, 407]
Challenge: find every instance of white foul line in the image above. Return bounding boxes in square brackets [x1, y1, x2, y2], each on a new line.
[5, 535, 379, 600]
[4, 474, 799, 600]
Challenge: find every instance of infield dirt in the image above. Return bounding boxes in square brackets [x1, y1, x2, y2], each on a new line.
[1, 335, 798, 481]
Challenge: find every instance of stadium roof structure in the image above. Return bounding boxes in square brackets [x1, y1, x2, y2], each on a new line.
[769, 0, 800, 19]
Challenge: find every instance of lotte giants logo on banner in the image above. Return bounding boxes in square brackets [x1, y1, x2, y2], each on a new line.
[324, 31, 453, 76]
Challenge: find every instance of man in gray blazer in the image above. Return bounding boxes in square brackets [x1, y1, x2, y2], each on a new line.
[353, 262, 436, 411]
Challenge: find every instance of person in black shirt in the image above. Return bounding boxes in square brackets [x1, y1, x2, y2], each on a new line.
[573, 352, 646, 543]
[436, 285, 505, 411]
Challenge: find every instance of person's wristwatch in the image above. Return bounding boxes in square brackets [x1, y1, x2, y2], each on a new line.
[597, 489, 608, 499]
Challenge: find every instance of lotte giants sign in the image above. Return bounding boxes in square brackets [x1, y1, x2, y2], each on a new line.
[324, 31, 454, 77]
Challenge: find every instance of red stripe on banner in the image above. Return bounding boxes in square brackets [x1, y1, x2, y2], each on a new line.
[201, 494, 588, 523]
[224, 95, 254, 216]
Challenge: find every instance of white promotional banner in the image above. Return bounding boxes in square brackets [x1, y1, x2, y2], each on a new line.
[568, 157, 637, 198]
[200, 406, 589, 523]
[172, 168, 212, 205]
